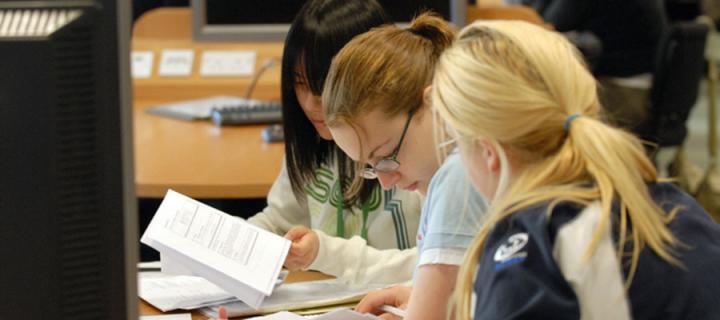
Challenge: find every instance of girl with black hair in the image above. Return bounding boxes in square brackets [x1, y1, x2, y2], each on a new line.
[247, 0, 423, 285]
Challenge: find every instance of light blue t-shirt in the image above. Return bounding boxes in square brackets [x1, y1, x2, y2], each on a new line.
[415, 152, 489, 271]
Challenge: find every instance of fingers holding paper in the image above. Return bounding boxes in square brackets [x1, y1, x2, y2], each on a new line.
[283, 225, 320, 270]
[217, 306, 228, 320]
[355, 286, 411, 319]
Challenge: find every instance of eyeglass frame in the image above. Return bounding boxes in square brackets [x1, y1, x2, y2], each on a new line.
[361, 109, 416, 180]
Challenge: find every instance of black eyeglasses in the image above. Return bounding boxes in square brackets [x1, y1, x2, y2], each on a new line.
[362, 110, 415, 179]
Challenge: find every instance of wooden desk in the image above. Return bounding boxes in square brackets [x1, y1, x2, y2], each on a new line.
[132, 8, 285, 198]
[133, 100, 284, 198]
[139, 271, 334, 319]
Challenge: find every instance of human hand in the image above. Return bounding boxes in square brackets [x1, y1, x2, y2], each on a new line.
[217, 306, 227, 320]
[355, 286, 412, 320]
[283, 225, 319, 270]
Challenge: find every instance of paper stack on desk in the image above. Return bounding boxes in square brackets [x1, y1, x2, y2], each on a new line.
[139, 272, 238, 311]
[141, 190, 291, 309]
[138, 271, 289, 311]
[200, 279, 386, 318]
[247, 309, 381, 319]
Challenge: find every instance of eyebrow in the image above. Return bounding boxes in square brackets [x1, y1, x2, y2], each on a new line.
[367, 138, 391, 162]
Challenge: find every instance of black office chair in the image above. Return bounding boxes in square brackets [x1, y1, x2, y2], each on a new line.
[635, 22, 709, 147]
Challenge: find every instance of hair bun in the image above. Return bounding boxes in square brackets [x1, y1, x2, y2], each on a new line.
[407, 12, 455, 56]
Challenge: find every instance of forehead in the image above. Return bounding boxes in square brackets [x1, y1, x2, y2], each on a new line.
[329, 109, 399, 161]
[329, 124, 363, 161]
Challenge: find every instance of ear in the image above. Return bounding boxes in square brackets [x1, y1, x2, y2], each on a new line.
[477, 139, 501, 173]
[423, 85, 432, 106]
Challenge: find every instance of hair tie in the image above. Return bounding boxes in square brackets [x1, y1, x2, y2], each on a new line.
[564, 113, 581, 131]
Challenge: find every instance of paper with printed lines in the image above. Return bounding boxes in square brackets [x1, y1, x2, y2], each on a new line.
[141, 189, 290, 308]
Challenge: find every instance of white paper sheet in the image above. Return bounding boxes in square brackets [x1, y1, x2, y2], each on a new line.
[313, 309, 381, 320]
[246, 311, 306, 320]
[247, 309, 380, 320]
[138, 272, 236, 312]
[140, 314, 192, 320]
[138, 271, 290, 312]
[200, 50, 256, 76]
[141, 190, 291, 309]
[131, 51, 154, 78]
[158, 49, 194, 76]
[200, 279, 386, 318]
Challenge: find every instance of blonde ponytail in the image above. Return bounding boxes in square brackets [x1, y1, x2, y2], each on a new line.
[433, 21, 681, 319]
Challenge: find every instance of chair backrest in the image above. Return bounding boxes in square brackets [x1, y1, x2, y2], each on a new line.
[466, 5, 546, 26]
[638, 22, 709, 146]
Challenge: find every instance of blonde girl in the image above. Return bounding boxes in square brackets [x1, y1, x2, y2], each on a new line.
[433, 20, 720, 319]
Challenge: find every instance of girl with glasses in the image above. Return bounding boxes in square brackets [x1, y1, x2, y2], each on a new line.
[321, 13, 489, 319]
[246, 0, 423, 285]
[434, 21, 720, 319]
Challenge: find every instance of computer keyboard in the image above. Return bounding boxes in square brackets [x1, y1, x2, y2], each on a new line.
[210, 100, 283, 126]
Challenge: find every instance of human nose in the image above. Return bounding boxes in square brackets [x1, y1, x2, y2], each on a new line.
[376, 171, 400, 190]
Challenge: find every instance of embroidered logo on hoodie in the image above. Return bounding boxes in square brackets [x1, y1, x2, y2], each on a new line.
[493, 233, 528, 270]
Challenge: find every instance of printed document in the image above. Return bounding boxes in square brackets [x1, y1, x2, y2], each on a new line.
[246, 309, 381, 319]
[138, 272, 237, 311]
[201, 279, 386, 318]
[141, 190, 290, 308]
[138, 271, 289, 311]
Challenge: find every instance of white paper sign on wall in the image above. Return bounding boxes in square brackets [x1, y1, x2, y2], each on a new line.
[131, 51, 154, 79]
[200, 50, 256, 77]
[158, 49, 194, 77]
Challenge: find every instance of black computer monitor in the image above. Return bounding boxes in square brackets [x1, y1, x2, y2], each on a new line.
[0, 1, 137, 319]
[191, 0, 467, 41]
